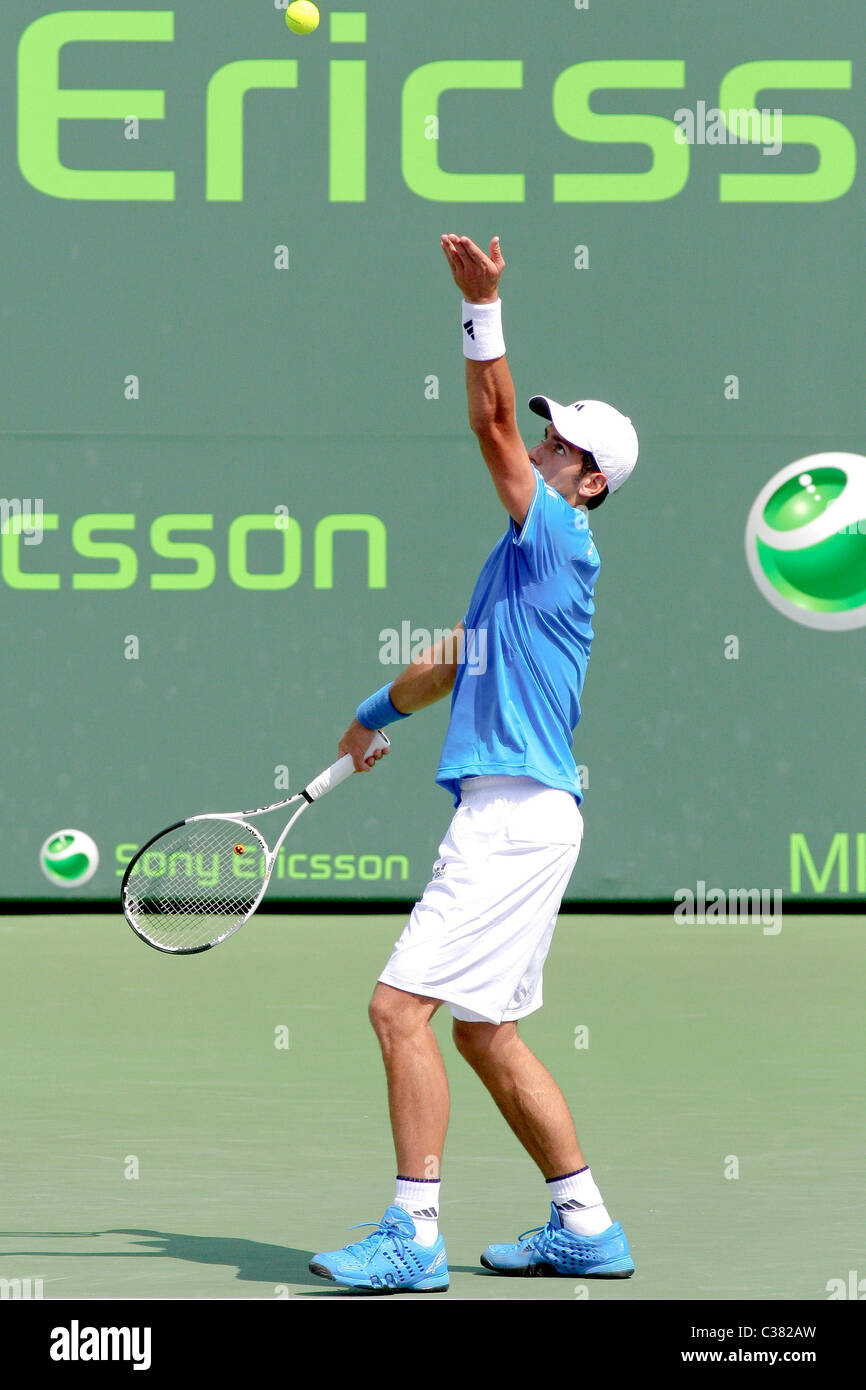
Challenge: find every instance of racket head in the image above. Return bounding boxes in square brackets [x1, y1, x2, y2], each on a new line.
[121, 816, 271, 954]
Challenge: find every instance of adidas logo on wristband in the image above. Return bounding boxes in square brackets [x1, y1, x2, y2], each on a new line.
[461, 299, 505, 361]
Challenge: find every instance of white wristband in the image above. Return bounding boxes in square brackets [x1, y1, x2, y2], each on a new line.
[461, 298, 506, 361]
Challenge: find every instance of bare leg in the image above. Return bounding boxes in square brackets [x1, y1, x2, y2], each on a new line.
[452, 1018, 585, 1178]
[369, 982, 449, 1179]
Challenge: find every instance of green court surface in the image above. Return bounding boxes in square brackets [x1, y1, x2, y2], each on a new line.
[0, 912, 862, 1302]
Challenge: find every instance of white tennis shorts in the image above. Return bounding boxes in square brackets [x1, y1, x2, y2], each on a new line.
[378, 775, 583, 1025]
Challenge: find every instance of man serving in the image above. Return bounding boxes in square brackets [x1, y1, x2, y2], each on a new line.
[310, 234, 638, 1293]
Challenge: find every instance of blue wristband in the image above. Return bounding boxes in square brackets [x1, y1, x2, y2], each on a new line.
[356, 683, 410, 730]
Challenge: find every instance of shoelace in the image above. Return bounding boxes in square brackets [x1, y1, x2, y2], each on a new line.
[343, 1218, 413, 1265]
[517, 1222, 557, 1251]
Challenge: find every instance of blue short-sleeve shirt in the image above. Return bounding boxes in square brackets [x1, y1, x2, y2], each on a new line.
[436, 469, 600, 804]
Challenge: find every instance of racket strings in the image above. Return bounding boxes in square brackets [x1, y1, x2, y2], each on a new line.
[123, 819, 265, 951]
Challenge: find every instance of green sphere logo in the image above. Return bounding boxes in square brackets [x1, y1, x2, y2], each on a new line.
[39, 828, 99, 888]
[745, 453, 866, 630]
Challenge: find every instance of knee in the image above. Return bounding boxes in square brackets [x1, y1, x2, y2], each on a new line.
[368, 987, 395, 1042]
[368, 985, 428, 1047]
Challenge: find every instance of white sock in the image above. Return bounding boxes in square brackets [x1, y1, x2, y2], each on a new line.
[547, 1166, 612, 1236]
[394, 1176, 440, 1247]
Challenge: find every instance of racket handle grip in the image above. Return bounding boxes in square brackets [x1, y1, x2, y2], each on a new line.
[304, 730, 391, 802]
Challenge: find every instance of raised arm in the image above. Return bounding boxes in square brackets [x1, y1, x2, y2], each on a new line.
[441, 234, 536, 526]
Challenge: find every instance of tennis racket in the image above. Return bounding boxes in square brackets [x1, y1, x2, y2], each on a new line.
[121, 730, 390, 955]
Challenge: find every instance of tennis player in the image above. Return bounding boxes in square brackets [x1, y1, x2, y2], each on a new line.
[310, 234, 638, 1293]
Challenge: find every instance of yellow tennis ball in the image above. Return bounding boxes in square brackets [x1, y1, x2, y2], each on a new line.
[285, 1, 320, 35]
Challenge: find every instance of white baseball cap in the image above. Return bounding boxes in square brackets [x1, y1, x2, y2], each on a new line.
[528, 396, 639, 494]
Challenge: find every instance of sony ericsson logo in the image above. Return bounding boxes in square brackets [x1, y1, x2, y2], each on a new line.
[745, 453, 866, 631]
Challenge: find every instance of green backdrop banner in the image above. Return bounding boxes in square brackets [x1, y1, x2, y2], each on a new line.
[2, 1, 864, 904]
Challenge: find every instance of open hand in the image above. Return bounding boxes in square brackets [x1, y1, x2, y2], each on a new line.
[441, 234, 505, 303]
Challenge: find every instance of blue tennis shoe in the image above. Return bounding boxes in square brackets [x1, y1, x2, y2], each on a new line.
[481, 1203, 634, 1277]
[310, 1205, 449, 1293]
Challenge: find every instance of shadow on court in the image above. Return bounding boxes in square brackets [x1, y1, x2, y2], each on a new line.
[0, 1229, 323, 1288]
[0, 1230, 492, 1295]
